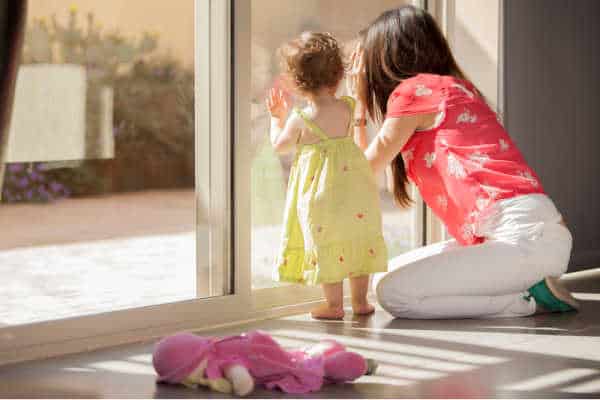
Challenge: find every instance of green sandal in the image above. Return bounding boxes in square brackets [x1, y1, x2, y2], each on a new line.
[526, 277, 580, 312]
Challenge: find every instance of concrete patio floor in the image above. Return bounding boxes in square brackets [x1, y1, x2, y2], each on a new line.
[0, 189, 414, 325]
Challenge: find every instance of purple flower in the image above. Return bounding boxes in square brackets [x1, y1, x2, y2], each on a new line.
[29, 171, 43, 181]
[8, 163, 24, 173]
[50, 182, 65, 193]
[25, 190, 34, 200]
[17, 177, 29, 188]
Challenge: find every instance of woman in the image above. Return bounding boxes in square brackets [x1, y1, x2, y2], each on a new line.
[349, 5, 579, 319]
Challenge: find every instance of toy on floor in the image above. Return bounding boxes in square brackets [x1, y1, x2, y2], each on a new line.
[152, 330, 377, 396]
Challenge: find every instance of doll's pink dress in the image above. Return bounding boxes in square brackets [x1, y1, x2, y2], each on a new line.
[153, 330, 368, 394]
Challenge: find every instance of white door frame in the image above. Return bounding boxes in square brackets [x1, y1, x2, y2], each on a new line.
[425, 0, 453, 244]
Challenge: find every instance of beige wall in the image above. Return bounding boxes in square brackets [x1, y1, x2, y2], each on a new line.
[450, 0, 500, 108]
[28, 0, 195, 66]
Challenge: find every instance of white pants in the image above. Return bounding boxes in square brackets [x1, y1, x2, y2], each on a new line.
[374, 194, 573, 319]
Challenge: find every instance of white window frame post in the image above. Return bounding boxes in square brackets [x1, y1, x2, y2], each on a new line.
[197, 0, 233, 298]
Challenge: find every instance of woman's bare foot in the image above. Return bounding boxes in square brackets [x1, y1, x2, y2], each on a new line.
[545, 276, 580, 310]
[311, 304, 345, 320]
[532, 276, 580, 314]
[352, 301, 375, 315]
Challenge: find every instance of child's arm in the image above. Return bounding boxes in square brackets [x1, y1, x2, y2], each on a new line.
[266, 88, 301, 154]
[270, 114, 302, 154]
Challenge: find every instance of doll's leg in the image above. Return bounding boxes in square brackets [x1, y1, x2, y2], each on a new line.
[311, 282, 344, 320]
[323, 351, 368, 382]
[350, 275, 375, 315]
[224, 364, 254, 397]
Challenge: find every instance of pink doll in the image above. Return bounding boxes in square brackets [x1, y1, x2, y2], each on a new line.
[152, 330, 377, 396]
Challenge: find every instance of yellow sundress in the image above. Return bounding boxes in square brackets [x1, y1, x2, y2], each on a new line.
[274, 96, 388, 285]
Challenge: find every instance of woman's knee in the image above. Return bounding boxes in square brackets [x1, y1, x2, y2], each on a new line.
[374, 274, 418, 317]
[376, 291, 421, 318]
[372, 261, 418, 295]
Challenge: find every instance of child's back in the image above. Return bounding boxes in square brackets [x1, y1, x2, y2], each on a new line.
[296, 98, 353, 144]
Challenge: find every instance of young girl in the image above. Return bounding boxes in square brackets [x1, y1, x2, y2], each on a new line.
[266, 32, 387, 320]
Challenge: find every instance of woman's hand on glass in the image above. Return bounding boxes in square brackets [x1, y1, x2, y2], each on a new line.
[348, 42, 367, 119]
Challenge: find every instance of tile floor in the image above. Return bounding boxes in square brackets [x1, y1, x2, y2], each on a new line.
[1, 269, 599, 398]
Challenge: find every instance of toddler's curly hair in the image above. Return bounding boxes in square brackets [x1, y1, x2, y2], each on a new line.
[279, 32, 345, 94]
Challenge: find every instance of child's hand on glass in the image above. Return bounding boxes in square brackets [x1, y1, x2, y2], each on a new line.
[266, 88, 291, 121]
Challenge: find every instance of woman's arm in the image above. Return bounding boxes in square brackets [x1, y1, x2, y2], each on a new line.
[365, 115, 422, 176]
[347, 43, 433, 173]
[353, 123, 369, 151]
[352, 102, 369, 151]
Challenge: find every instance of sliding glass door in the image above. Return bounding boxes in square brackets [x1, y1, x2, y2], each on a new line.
[0, 0, 233, 363]
[1, 0, 429, 364]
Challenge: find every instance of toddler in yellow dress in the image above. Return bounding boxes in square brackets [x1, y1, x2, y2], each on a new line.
[266, 32, 387, 320]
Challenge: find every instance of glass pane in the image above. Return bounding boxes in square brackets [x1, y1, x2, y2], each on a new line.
[250, 0, 416, 289]
[0, 0, 216, 326]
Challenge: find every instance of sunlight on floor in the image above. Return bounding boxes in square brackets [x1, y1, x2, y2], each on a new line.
[573, 292, 600, 301]
[87, 360, 155, 376]
[344, 326, 600, 362]
[560, 376, 600, 393]
[60, 367, 96, 373]
[126, 354, 153, 364]
[268, 328, 505, 386]
[272, 329, 508, 365]
[502, 368, 598, 391]
[356, 374, 414, 387]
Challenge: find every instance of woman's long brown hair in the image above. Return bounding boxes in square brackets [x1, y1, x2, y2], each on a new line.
[362, 5, 467, 207]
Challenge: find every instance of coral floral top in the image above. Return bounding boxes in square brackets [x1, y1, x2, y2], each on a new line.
[386, 73, 544, 245]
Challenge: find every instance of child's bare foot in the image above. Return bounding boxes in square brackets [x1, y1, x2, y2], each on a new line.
[352, 301, 375, 315]
[311, 304, 345, 320]
[349, 275, 375, 316]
